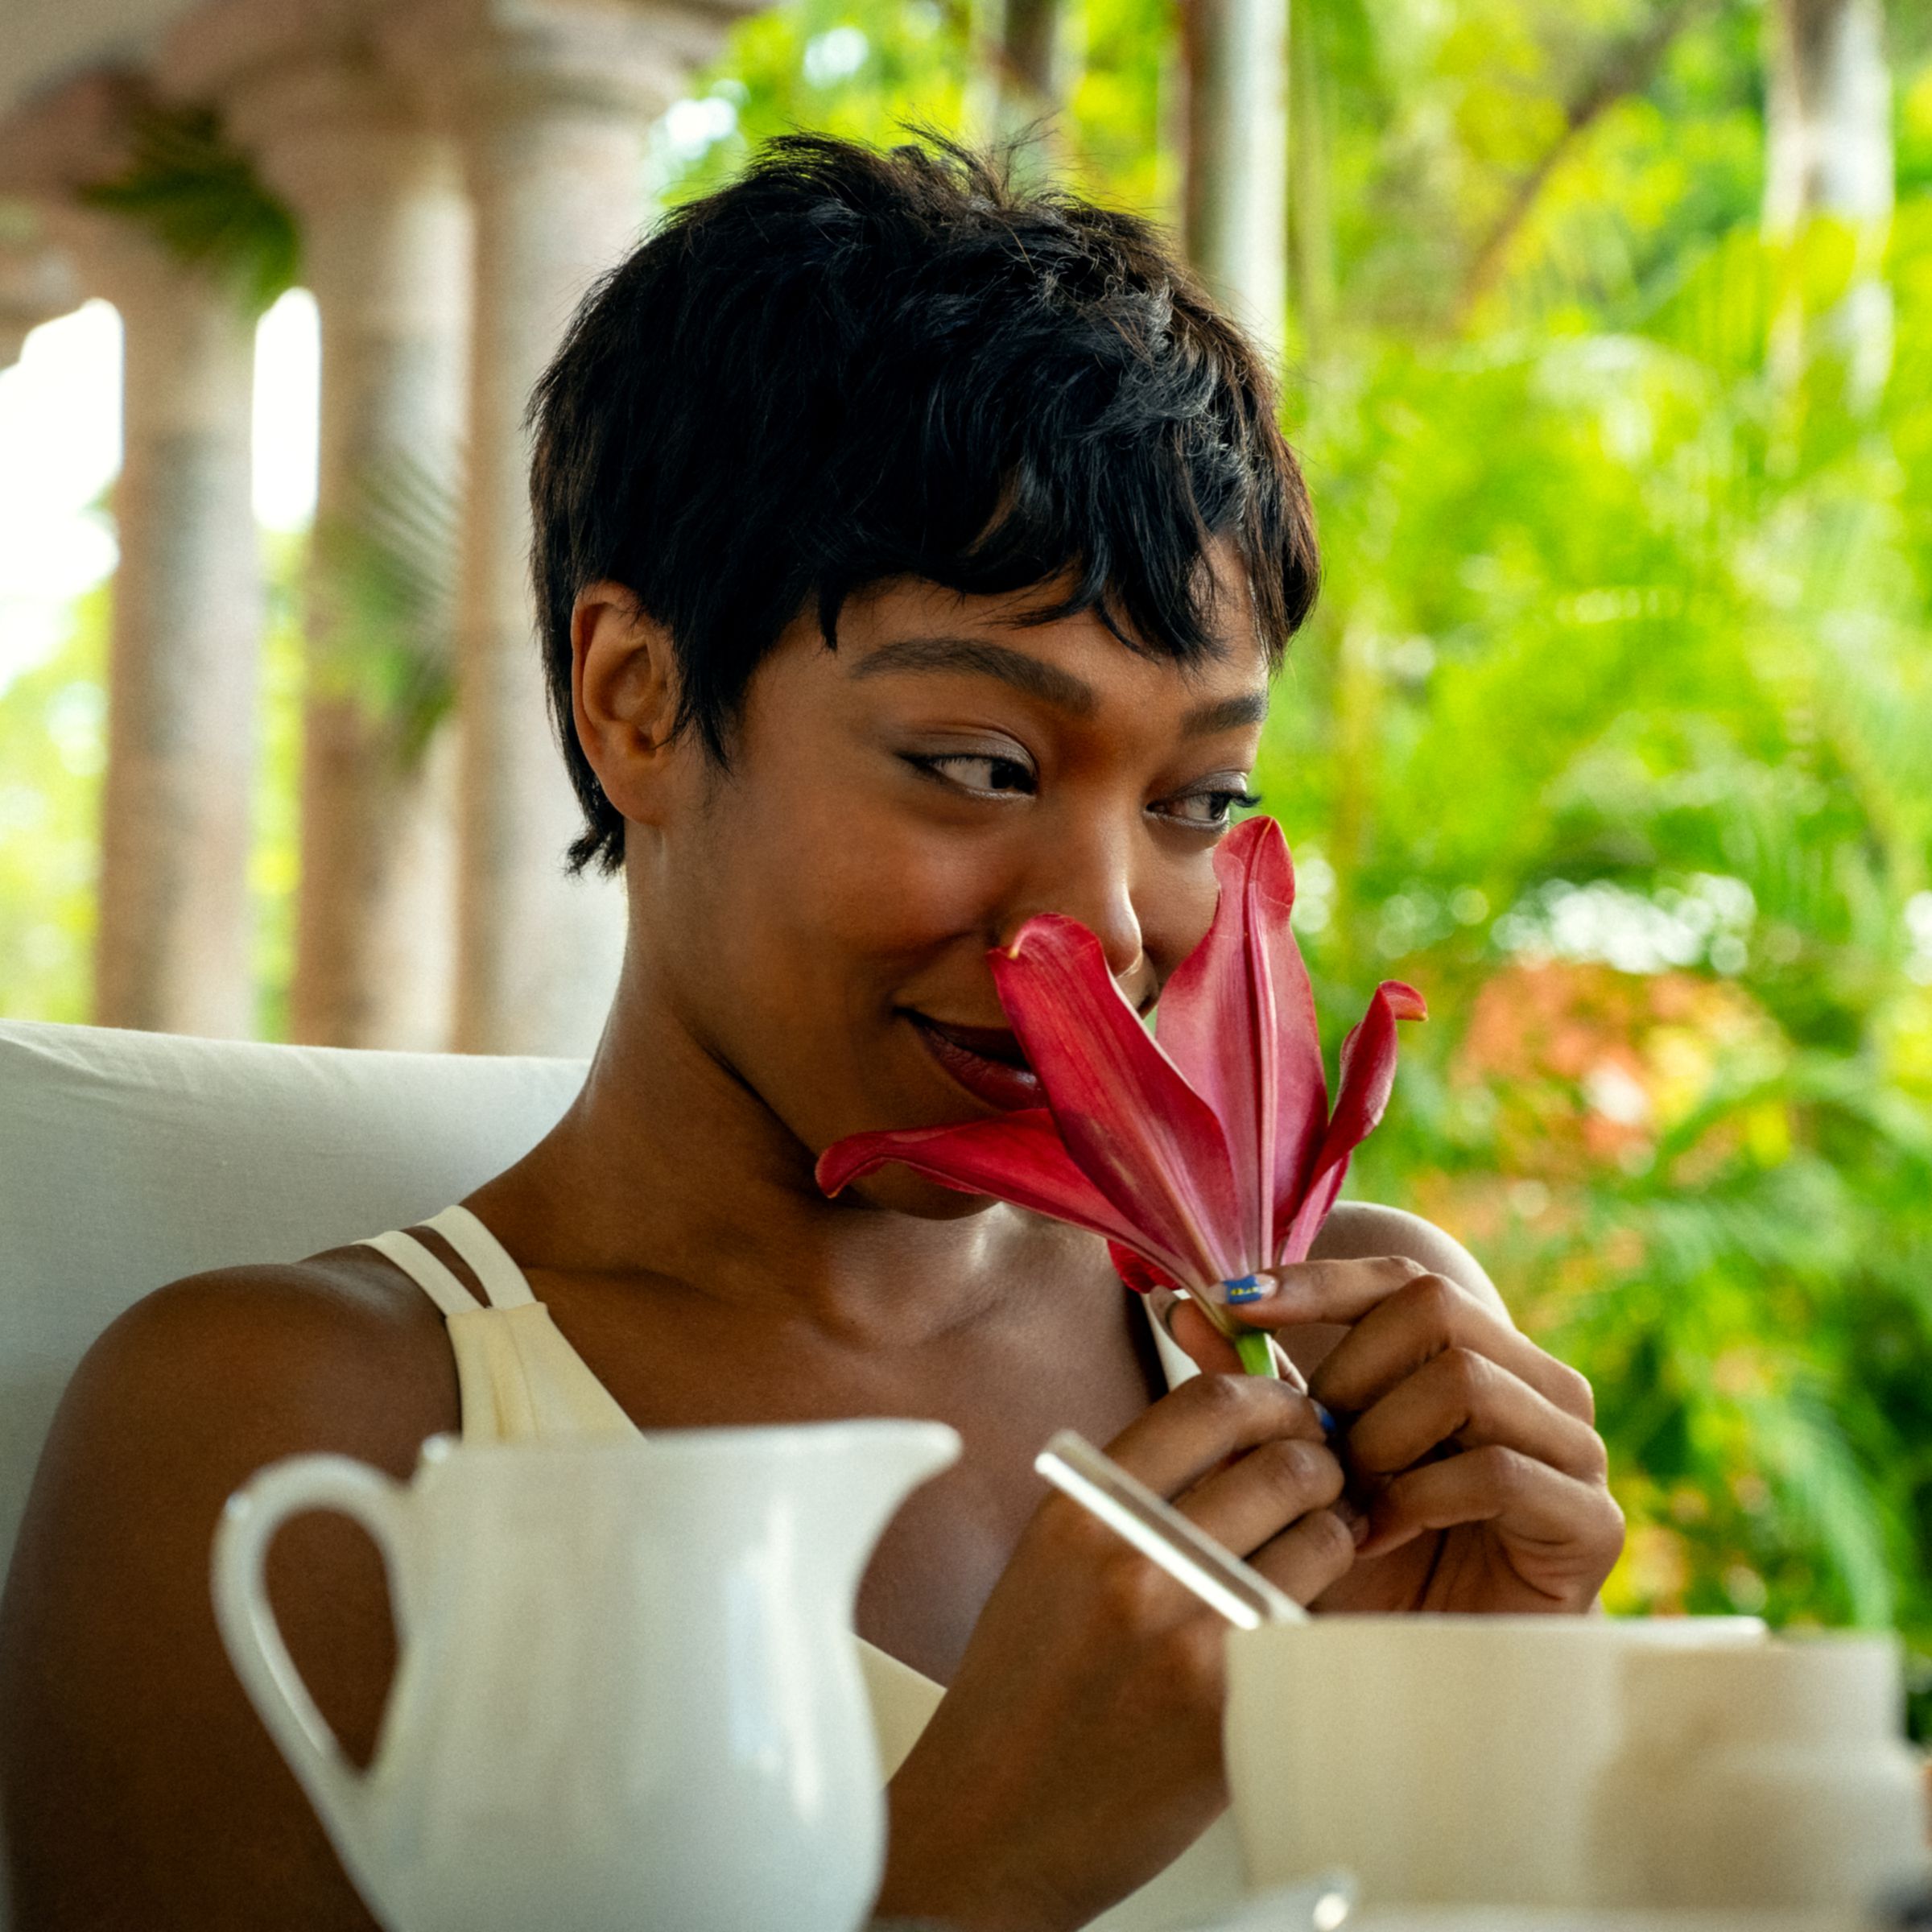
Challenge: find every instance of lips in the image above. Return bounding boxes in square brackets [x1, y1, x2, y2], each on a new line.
[908, 1014, 1042, 1112]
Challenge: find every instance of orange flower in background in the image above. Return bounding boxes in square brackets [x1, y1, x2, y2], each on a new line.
[1453, 960, 1786, 1183]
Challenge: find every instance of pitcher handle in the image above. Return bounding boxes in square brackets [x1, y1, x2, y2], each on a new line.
[210, 1454, 410, 1868]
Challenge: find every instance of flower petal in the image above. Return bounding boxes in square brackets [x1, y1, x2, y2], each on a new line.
[1156, 816, 1328, 1264]
[1108, 1242, 1178, 1295]
[993, 914, 1245, 1286]
[816, 1110, 1196, 1280]
[1278, 980, 1428, 1263]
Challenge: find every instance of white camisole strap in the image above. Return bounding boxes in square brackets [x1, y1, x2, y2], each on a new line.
[352, 1206, 535, 1313]
[353, 1228, 485, 1319]
[419, 1203, 539, 1309]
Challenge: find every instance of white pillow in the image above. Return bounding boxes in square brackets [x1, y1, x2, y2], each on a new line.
[0, 1018, 586, 1588]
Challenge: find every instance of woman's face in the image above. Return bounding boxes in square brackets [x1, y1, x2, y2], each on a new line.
[616, 568, 1271, 1200]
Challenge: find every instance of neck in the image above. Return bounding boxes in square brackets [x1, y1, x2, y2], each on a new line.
[472, 943, 1067, 1348]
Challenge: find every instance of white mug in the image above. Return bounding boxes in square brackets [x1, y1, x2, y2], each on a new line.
[212, 1424, 959, 1932]
[1593, 1632, 1927, 1909]
[1224, 1612, 1765, 1908]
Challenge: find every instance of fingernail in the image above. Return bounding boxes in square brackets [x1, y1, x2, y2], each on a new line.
[1314, 1400, 1340, 1442]
[1260, 1265, 1315, 1300]
[1334, 1496, 1371, 1546]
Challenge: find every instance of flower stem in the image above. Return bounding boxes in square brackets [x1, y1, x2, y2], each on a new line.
[1186, 1290, 1280, 1380]
[1235, 1328, 1278, 1378]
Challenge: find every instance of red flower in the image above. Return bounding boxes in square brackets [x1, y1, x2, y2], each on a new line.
[816, 818, 1424, 1343]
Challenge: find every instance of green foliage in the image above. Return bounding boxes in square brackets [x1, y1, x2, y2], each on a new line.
[79, 102, 299, 316]
[250, 535, 307, 1045]
[0, 591, 106, 1022]
[656, 0, 1172, 217]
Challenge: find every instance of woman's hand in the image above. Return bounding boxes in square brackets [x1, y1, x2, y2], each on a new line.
[1169, 1257, 1624, 1616]
[876, 1372, 1356, 1932]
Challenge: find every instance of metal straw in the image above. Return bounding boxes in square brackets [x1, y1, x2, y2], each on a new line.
[1034, 1429, 1307, 1630]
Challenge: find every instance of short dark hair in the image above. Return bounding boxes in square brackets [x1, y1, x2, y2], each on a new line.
[529, 133, 1319, 878]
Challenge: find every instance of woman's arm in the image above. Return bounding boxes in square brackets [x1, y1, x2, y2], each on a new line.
[1314, 1200, 1512, 1321]
[0, 1263, 457, 1930]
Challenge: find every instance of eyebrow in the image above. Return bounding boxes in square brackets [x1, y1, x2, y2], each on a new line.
[851, 634, 1272, 739]
[1180, 691, 1269, 736]
[850, 635, 1097, 716]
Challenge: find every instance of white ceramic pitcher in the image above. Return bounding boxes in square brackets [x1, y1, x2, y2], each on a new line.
[212, 1422, 960, 1932]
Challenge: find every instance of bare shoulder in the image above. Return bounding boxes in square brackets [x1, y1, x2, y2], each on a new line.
[1312, 1200, 1513, 1326]
[6, 1241, 462, 1605]
[1, 1239, 461, 1675]
[0, 1247, 459, 1928]
[47, 1242, 459, 1472]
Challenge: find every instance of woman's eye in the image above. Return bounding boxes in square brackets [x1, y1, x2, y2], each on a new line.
[1161, 787, 1261, 828]
[917, 753, 1038, 796]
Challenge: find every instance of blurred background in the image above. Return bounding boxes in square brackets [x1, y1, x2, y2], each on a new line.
[2, 0, 1930, 1694]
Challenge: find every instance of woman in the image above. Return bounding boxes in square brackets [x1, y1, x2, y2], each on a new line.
[0, 136, 1622, 1930]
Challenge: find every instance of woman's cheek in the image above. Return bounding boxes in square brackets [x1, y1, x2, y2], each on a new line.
[817, 816, 1024, 956]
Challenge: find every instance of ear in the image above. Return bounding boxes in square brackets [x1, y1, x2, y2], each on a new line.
[571, 581, 691, 830]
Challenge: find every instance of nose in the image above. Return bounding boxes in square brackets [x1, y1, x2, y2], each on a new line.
[998, 824, 1150, 1005]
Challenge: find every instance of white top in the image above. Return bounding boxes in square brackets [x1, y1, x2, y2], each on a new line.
[357, 1204, 1250, 1930]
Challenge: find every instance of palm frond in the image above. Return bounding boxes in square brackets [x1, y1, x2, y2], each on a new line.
[310, 452, 462, 768]
[79, 102, 299, 316]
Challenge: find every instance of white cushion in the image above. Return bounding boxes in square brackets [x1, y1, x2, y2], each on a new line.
[0, 1018, 585, 1587]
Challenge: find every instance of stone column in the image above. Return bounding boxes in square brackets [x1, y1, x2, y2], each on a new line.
[96, 233, 264, 1038]
[163, 2, 471, 1049]
[388, 0, 758, 1058]
[0, 72, 264, 1039]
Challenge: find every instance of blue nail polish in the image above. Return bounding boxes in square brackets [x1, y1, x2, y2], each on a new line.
[1315, 1401, 1340, 1441]
[1223, 1274, 1264, 1305]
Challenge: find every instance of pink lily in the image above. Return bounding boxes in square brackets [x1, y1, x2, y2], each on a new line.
[815, 816, 1426, 1373]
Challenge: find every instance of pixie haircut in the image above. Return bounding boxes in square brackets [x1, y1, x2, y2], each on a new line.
[530, 134, 1319, 878]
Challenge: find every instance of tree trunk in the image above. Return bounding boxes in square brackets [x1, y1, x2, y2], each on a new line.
[999, 0, 1060, 117]
[1181, 0, 1290, 369]
[989, 0, 1076, 182]
[1287, 6, 1334, 378]
[1455, 0, 1712, 330]
[1764, 0, 1893, 408]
